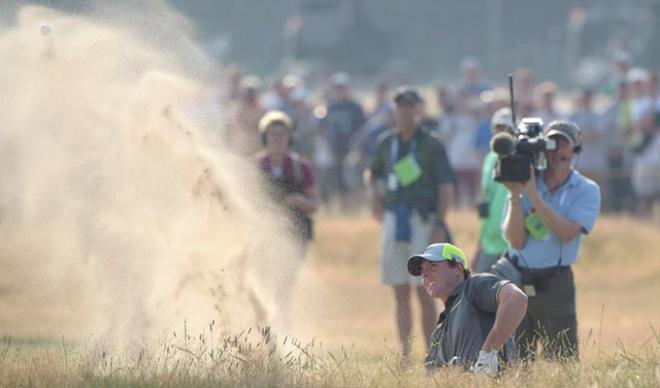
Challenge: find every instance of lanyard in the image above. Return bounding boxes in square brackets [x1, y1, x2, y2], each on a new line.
[389, 135, 417, 173]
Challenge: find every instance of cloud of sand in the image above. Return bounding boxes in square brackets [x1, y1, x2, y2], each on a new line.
[0, 4, 302, 349]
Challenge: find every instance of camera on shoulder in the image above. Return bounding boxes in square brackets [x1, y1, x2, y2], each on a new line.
[491, 118, 556, 183]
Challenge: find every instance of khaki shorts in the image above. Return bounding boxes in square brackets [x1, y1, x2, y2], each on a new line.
[379, 210, 434, 286]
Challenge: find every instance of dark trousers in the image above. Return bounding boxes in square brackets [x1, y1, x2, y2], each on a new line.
[516, 266, 578, 361]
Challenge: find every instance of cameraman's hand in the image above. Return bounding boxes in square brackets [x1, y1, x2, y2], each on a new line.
[522, 165, 538, 199]
[502, 181, 524, 195]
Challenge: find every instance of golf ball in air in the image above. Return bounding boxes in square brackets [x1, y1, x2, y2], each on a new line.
[40, 24, 51, 35]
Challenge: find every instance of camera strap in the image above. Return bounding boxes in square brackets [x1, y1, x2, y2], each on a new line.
[556, 243, 563, 271]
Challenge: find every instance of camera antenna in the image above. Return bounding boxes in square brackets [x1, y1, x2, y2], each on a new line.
[508, 74, 517, 127]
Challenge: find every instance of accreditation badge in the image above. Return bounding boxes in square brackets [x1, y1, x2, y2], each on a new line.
[525, 212, 549, 240]
[393, 154, 422, 187]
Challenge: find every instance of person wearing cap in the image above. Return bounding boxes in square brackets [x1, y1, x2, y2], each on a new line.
[472, 108, 513, 273]
[407, 243, 527, 374]
[256, 110, 319, 246]
[367, 87, 456, 363]
[253, 110, 319, 331]
[502, 120, 601, 360]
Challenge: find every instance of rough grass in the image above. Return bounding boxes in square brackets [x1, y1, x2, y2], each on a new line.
[0, 332, 658, 387]
[0, 211, 658, 386]
[305, 211, 660, 356]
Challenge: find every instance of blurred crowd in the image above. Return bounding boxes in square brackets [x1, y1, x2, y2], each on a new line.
[219, 55, 660, 217]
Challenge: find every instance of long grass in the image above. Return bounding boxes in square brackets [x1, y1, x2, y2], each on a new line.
[0, 330, 658, 387]
[0, 212, 658, 386]
[306, 211, 660, 357]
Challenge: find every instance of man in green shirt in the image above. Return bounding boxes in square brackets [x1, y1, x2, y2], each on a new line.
[472, 108, 513, 273]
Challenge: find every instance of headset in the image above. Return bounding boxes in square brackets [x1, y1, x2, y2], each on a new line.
[259, 111, 295, 148]
[574, 143, 582, 154]
[573, 128, 583, 154]
[545, 121, 583, 154]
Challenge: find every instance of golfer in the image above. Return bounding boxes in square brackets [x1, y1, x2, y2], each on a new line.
[407, 243, 528, 375]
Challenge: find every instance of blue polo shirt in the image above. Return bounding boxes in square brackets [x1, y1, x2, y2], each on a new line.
[506, 170, 600, 269]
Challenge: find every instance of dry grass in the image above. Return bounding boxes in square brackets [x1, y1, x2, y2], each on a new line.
[0, 211, 658, 386]
[0, 330, 657, 387]
[301, 211, 660, 358]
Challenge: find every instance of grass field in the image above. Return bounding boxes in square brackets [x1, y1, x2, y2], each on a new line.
[0, 211, 658, 386]
[299, 211, 660, 357]
[3, 3, 658, 386]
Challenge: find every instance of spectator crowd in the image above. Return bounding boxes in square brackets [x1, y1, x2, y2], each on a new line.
[221, 56, 660, 218]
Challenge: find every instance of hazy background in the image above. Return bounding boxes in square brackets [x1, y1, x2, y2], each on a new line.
[8, 0, 659, 86]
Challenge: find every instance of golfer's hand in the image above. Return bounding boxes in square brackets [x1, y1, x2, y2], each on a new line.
[472, 350, 498, 377]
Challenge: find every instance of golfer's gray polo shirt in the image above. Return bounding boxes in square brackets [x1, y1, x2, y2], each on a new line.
[425, 274, 515, 369]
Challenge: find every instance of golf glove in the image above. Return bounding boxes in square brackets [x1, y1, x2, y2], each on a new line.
[472, 349, 498, 376]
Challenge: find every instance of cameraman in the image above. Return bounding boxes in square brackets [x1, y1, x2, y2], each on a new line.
[502, 120, 600, 360]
